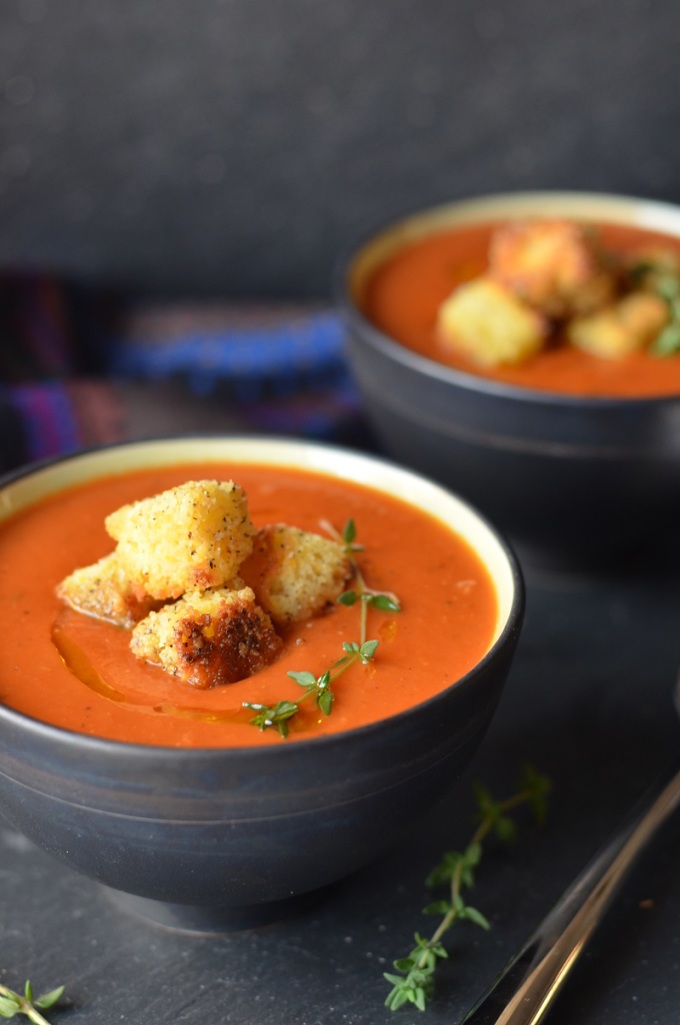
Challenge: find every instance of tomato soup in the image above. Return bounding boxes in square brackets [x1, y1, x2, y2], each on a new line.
[0, 461, 498, 747]
[361, 221, 680, 397]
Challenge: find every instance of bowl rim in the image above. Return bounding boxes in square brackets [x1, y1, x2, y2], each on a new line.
[0, 435, 524, 762]
[334, 187, 680, 411]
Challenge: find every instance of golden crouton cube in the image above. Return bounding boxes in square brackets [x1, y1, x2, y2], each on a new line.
[239, 524, 352, 628]
[489, 218, 616, 318]
[105, 480, 255, 601]
[130, 585, 281, 688]
[436, 276, 546, 367]
[567, 292, 668, 359]
[56, 551, 162, 627]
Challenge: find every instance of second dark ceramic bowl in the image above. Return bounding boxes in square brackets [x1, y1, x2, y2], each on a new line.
[337, 191, 680, 572]
[0, 437, 523, 932]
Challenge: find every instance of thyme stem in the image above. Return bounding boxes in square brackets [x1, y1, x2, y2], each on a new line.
[420, 788, 539, 957]
[384, 766, 551, 1012]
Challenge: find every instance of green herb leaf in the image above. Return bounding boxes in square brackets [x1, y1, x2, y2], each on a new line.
[359, 639, 379, 661]
[243, 699, 300, 736]
[460, 904, 491, 930]
[369, 593, 402, 612]
[287, 670, 317, 688]
[317, 688, 333, 716]
[426, 850, 465, 888]
[520, 764, 552, 824]
[33, 989, 65, 1012]
[464, 841, 483, 867]
[652, 322, 680, 356]
[423, 899, 452, 916]
[494, 815, 518, 843]
[0, 997, 19, 1019]
[654, 273, 680, 302]
[342, 519, 357, 545]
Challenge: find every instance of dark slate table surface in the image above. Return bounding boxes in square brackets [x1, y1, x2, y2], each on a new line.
[2, 535, 680, 1025]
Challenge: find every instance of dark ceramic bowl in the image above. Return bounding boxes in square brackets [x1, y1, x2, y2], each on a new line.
[0, 437, 522, 932]
[337, 191, 680, 572]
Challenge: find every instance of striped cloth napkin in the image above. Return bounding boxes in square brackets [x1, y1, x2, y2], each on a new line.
[105, 301, 365, 440]
[0, 274, 372, 468]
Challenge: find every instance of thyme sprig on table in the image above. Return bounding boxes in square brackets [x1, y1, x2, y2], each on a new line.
[0, 982, 65, 1024]
[384, 765, 551, 1013]
[243, 519, 400, 737]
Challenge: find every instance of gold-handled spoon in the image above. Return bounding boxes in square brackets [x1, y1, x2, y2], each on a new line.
[461, 683, 680, 1025]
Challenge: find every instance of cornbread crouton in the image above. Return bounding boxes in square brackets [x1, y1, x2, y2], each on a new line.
[56, 551, 162, 627]
[105, 480, 255, 601]
[239, 524, 352, 628]
[489, 219, 616, 318]
[436, 277, 546, 367]
[130, 585, 281, 688]
[567, 292, 668, 358]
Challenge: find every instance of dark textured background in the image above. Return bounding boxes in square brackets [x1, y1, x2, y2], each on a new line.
[1, 0, 679, 298]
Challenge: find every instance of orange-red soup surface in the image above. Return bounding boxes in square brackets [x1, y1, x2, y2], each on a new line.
[0, 463, 497, 747]
[361, 221, 680, 397]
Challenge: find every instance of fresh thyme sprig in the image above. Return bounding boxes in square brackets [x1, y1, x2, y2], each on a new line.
[243, 520, 400, 737]
[0, 982, 64, 1024]
[243, 638, 379, 737]
[384, 764, 551, 1013]
[631, 259, 680, 355]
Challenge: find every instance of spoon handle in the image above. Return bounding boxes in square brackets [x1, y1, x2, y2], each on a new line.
[461, 758, 680, 1025]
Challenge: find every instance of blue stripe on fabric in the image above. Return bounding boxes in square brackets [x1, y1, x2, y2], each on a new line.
[105, 313, 348, 398]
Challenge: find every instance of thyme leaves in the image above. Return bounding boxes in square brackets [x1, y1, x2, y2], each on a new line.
[243, 520, 400, 737]
[0, 982, 65, 1025]
[384, 765, 551, 1012]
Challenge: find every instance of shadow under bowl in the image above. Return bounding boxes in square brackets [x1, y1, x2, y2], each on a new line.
[336, 191, 680, 574]
[0, 437, 523, 932]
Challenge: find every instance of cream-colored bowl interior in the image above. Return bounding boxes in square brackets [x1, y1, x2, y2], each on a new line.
[0, 438, 517, 651]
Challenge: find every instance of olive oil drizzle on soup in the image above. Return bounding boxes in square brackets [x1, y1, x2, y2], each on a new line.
[0, 463, 497, 747]
[362, 221, 680, 397]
